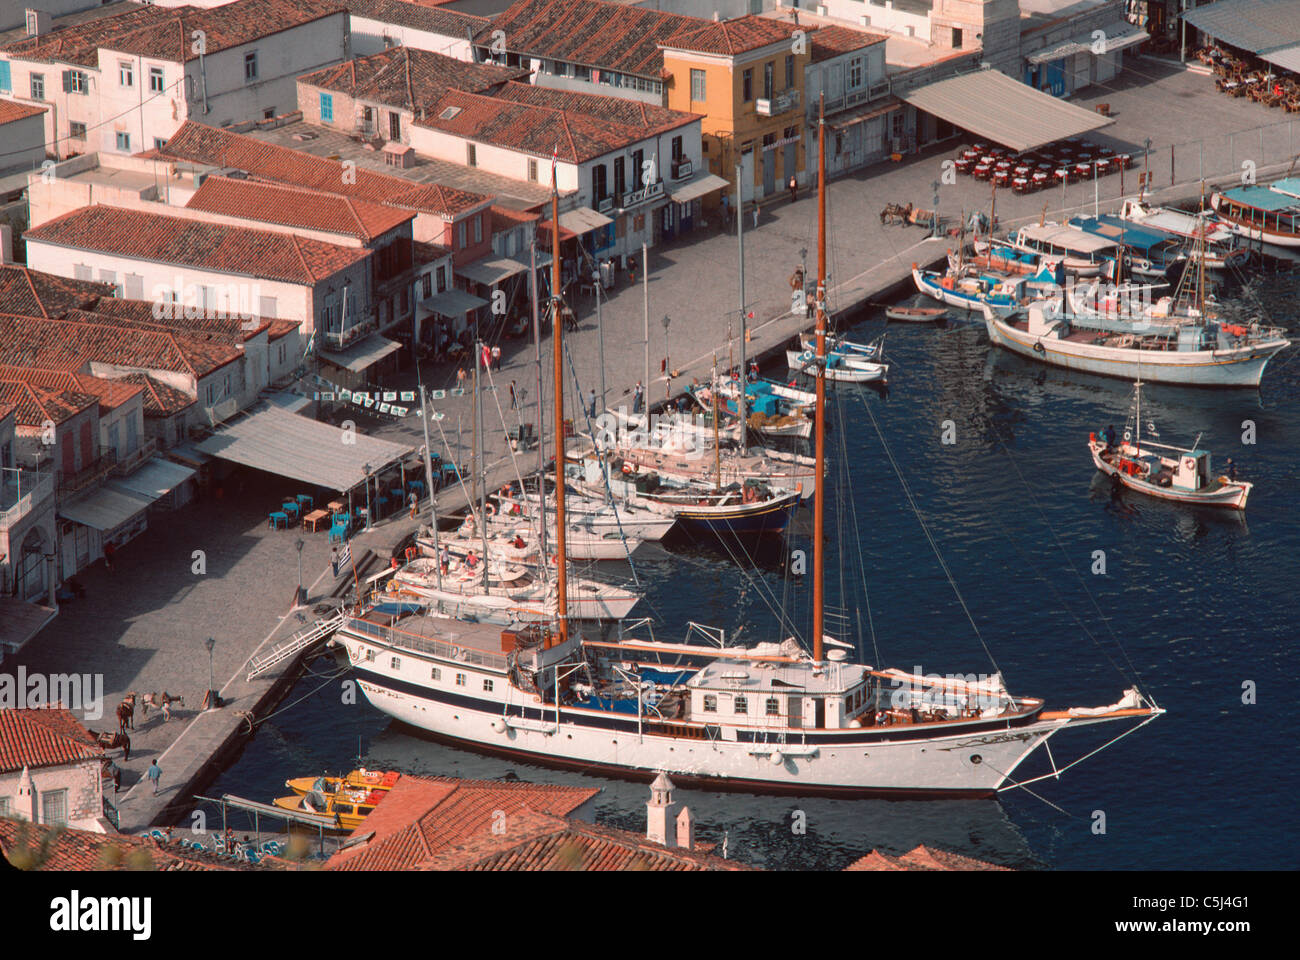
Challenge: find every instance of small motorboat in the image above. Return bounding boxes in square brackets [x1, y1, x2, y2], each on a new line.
[286, 769, 400, 797]
[273, 779, 389, 831]
[886, 304, 948, 322]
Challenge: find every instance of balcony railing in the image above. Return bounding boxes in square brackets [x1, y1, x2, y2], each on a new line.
[756, 88, 800, 117]
[111, 438, 159, 478]
[324, 319, 378, 351]
[809, 81, 891, 121]
[58, 454, 116, 499]
[0, 472, 54, 531]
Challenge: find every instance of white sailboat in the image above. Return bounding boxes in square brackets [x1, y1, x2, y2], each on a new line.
[334, 103, 1164, 797]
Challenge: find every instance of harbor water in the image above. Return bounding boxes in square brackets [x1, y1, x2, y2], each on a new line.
[207, 273, 1300, 870]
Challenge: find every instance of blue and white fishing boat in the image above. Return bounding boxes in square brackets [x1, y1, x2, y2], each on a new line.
[1068, 214, 1187, 279]
[1117, 199, 1249, 272]
[986, 222, 1118, 277]
[912, 262, 1022, 317]
[1210, 179, 1300, 249]
[786, 343, 888, 382]
[703, 377, 814, 440]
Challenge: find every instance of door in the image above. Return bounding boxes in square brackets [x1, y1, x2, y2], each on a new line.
[389, 111, 401, 140]
[787, 695, 802, 729]
[813, 697, 825, 729]
[740, 149, 755, 204]
[762, 149, 775, 197]
[783, 141, 796, 184]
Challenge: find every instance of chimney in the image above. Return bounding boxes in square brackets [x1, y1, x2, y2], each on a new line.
[646, 771, 681, 848]
[25, 9, 51, 37]
[16, 765, 37, 822]
[713, 11, 720, 20]
[675, 805, 695, 851]
[0, 224, 13, 265]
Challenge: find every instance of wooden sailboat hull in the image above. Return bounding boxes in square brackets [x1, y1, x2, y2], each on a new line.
[1088, 441, 1250, 509]
[913, 267, 1019, 317]
[786, 349, 887, 383]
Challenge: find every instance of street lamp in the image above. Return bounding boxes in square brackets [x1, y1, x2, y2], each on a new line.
[295, 538, 305, 606]
[363, 462, 372, 530]
[661, 315, 671, 400]
[203, 637, 218, 711]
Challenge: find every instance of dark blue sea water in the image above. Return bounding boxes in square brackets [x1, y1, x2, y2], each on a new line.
[208, 273, 1300, 870]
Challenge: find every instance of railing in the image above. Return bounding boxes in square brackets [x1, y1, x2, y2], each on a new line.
[57, 454, 116, 499]
[324, 319, 377, 350]
[756, 89, 799, 117]
[810, 82, 891, 121]
[0, 472, 54, 530]
[111, 438, 158, 477]
[345, 616, 509, 672]
[615, 179, 665, 212]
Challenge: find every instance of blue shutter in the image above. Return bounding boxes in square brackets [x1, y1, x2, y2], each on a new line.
[320, 93, 333, 122]
[0, 61, 11, 93]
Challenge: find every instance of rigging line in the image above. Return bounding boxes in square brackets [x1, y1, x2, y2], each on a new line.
[248, 667, 349, 728]
[854, 390, 1003, 676]
[979, 414, 1148, 690]
[834, 385, 881, 666]
[980, 759, 1079, 818]
[431, 412, 479, 525]
[996, 714, 1164, 795]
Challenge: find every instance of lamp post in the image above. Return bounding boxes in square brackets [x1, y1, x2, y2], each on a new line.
[363, 462, 372, 531]
[295, 538, 305, 606]
[661, 314, 671, 400]
[203, 637, 218, 711]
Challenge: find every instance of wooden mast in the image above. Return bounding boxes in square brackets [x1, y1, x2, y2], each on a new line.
[812, 94, 827, 665]
[550, 161, 568, 646]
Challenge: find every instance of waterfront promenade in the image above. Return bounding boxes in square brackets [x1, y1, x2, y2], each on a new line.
[12, 58, 1298, 833]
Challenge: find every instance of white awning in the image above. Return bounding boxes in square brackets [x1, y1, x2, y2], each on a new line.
[668, 172, 730, 204]
[558, 206, 613, 234]
[1027, 23, 1146, 63]
[320, 333, 403, 373]
[419, 288, 488, 318]
[193, 403, 414, 492]
[897, 68, 1114, 152]
[457, 256, 533, 287]
[0, 598, 57, 657]
[107, 457, 196, 502]
[59, 486, 150, 532]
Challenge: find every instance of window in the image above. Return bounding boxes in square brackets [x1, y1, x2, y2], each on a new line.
[41, 789, 67, 827]
[785, 54, 795, 90]
[613, 156, 626, 198]
[115, 131, 130, 152]
[553, 61, 568, 77]
[766, 697, 780, 716]
[952, 27, 963, 48]
[575, 64, 591, 80]
[319, 92, 334, 122]
[69, 121, 87, 139]
[153, 137, 166, 151]
[0, 797, 9, 816]
[466, 143, 477, 166]
[483, 679, 494, 691]
[119, 61, 133, 87]
[455, 673, 466, 686]
[457, 221, 467, 248]
[849, 58, 863, 89]
[244, 51, 258, 82]
[259, 296, 277, 318]
[436, 265, 447, 292]
[892, 111, 904, 139]
[0, 61, 10, 93]
[421, 274, 432, 298]
[150, 66, 164, 92]
[389, 656, 401, 669]
[528, 158, 538, 182]
[592, 163, 607, 202]
[631, 148, 644, 189]
[473, 214, 482, 244]
[734, 695, 748, 714]
[63, 70, 88, 94]
[703, 694, 717, 713]
[690, 68, 705, 102]
[671, 136, 683, 161]
[742, 68, 752, 102]
[30, 73, 44, 100]
[763, 61, 774, 101]
[389, 111, 401, 140]
[431, 667, 441, 681]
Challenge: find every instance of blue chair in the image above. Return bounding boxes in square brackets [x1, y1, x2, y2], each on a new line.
[329, 519, 348, 542]
[269, 511, 288, 530]
[296, 494, 314, 511]
[281, 501, 300, 519]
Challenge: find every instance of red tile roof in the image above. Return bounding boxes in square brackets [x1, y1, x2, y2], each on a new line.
[662, 14, 805, 56]
[0, 379, 97, 426]
[325, 774, 600, 871]
[0, 818, 286, 871]
[0, 708, 102, 775]
[418, 82, 698, 162]
[0, 100, 46, 125]
[298, 46, 530, 115]
[337, 0, 488, 37]
[413, 240, 452, 264]
[187, 176, 415, 243]
[0, 265, 113, 320]
[0, 365, 145, 412]
[81, 295, 273, 342]
[25, 205, 370, 286]
[810, 25, 887, 63]
[490, 205, 538, 233]
[1, 0, 345, 68]
[158, 121, 489, 219]
[844, 844, 1012, 871]
[116, 372, 197, 417]
[478, 0, 708, 78]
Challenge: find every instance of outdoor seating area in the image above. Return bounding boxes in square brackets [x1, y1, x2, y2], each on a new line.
[138, 829, 282, 866]
[954, 139, 1132, 194]
[1201, 46, 1300, 112]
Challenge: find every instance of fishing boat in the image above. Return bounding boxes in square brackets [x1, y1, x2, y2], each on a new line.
[787, 344, 888, 382]
[912, 263, 1022, 317]
[705, 377, 814, 440]
[988, 222, 1119, 276]
[1088, 381, 1251, 509]
[490, 488, 678, 541]
[333, 98, 1165, 798]
[598, 434, 819, 500]
[286, 769, 399, 797]
[886, 303, 948, 322]
[1117, 199, 1249, 272]
[1068, 214, 1188, 279]
[953, 242, 1042, 276]
[273, 780, 385, 831]
[1210, 180, 1300, 249]
[797, 330, 886, 356]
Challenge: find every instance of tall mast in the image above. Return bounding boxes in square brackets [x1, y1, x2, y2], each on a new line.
[417, 382, 441, 590]
[735, 164, 747, 456]
[812, 94, 827, 665]
[530, 241, 547, 560]
[550, 163, 568, 646]
[711, 355, 721, 491]
[475, 341, 488, 589]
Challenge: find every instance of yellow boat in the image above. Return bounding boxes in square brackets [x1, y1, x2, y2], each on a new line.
[286, 769, 400, 798]
[272, 781, 388, 832]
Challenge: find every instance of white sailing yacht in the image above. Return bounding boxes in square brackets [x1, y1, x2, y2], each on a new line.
[333, 106, 1164, 796]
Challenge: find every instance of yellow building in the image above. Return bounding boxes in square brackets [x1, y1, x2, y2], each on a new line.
[661, 16, 811, 207]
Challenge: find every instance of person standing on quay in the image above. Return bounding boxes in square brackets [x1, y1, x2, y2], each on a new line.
[103, 540, 116, 573]
[147, 759, 162, 795]
[788, 175, 797, 204]
[632, 380, 644, 414]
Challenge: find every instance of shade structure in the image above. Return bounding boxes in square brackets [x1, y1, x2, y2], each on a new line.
[897, 68, 1114, 152]
[420, 288, 488, 318]
[108, 457, 196, 502]
[1183, 0, 1300, 57]
[456, 256, 534, 287]
[0, 598, 57, 657]
[1027, 22, 1147, 63]
[194, 404, 414, 492]
[557, 206, 613, 234]
[828, 97, 900, 131]
[58, 486, 150, 531]
[667, 172, 730, 204]
[319, 333, 403, 373]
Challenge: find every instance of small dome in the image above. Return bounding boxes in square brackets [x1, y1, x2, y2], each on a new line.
[650, 771, 675, 793]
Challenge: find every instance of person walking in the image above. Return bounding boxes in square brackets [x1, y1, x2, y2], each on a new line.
[509, 380, 517, 409]
[103, 540, 115, 573]
[408, 492, 418, 519]
[751, 203, 759, 229]
[147, 759, 162, 795]
[721, 192, 731, 231]
[439, 545, 450, 576]
[788, 175, 798, 204]
[491, 344, 502, 370]
[456, 367, 467, 388]
[331, 545, 340, 578]
[587, 388, 597, 419]
[632, 380, 644, 414]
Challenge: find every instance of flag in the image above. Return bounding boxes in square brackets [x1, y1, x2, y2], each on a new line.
[480, 343, 492, 369]
[338, 540, 352, 569]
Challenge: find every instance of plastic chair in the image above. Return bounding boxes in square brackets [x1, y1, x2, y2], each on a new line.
[281, 501, 300, 519]
[329, 522, 348, 543]
[269, 511, 288, 530]
[296, 494, 314, 511]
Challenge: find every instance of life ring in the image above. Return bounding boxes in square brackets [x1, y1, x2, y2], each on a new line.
[621, 462, 635, 475]
[450, 645, 462, 659]
[1183, 457, 1196, 471]
[485, 503, 496, 516]
[1033, 340, 1046, 354]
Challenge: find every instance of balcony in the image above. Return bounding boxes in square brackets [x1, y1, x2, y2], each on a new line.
[325, 319, 378, 351]
[57, 454, 116, 500]
[812, 80, 892, 121]
[1, 471, 54, 532]
[111, 438, 159, 478]
[756, 89, 800, 117]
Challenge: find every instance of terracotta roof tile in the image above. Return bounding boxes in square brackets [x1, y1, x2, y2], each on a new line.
[187, 176, 415, 242]
[0, 265, 113, 320]
[662, 14, 805, 56]
[116, 372, 197, 417]
[490, 205, 538, 233]
[810, 25, 887, 63]
[336, 0, 488, 37]
[844, 844, 1012, 871]
[478, 0, 708, 79]
[158, 121, 490, 219]
[0, 379, 98, 426]
[413, 240, 452, 263]
[0, 708, 102, 774]
[0, 101, 47, 125]
[24, 205, 370, 286]
[82, 296, 274, 342]
[0, 818, 287, 871]
[298, 46, 530, 115]
[0, 365, 145, 412]
[1, 0, 345, 68]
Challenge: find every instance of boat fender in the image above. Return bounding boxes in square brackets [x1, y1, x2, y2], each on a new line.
[491, 718, 507, 734]
[622, 462, 635, 475]
[485, 503, 496, 516]
[769, 751, 784, 766]
[1033, 340, 1046, 354]
[451, 645, 462, 659]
